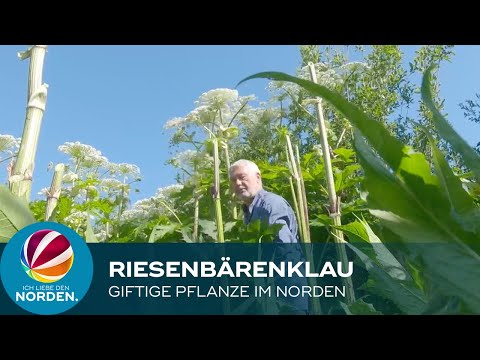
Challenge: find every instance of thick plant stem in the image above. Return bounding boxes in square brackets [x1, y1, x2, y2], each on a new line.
[285, 136, 308, 243]
[289, 176, 301, 240]
[9, 45, 48, 201]
[115, 185, 126, 238]
[193, 195, 200, 242]
[308, 62, 355, 305]
[286, 136, 322, 315]
[213, 138, 230, 313]
[286, 150, 304, 242]
[223, 142, 237, 220]
[296, 145, 311, 243]
[45, 163, 64, 221]
[213, 139, 224, 243]
[192, 163, 200, 243]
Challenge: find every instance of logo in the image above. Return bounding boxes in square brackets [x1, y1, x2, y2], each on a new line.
[1, 222, 93, 315]
[21, 229, 74, 283]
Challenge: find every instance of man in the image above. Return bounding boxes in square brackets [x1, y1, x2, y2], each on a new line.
[228, 159, 299, 243]
[229, 159, 308, 314]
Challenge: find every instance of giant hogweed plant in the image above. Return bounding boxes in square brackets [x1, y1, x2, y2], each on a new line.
[28, 141, 143, 242]
[274, 46, 454, 161]
[239, 66, 480, 314]
[1, 136, 34, 243]
[164, 88, 256, 241]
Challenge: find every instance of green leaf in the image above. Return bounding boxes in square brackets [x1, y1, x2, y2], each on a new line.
[415, 122, 480, 233]
[198, 219, 217, 241]
[333, 148, 356, 163]
[354, 134, 432, 227]
[422, 65, 480, 183]
[223, 221, 239, 233]
[55, 197, 74, 222]
[302, 151, 316, 166]
[310, 215, 330, 228]
[180, 226, 193, 243]
[222, 126, 239, 139]
[346, 241, 427, 314]
[354, 132, 480, 254]
[149, 223, 181, 243]
[340, 299, 383, 315]
[461, 178, 480, 198]
[334, 221, 369, 243]
[334, 164, 361, 192]
[0, 185, 36, 243]
[416, 242, 480, 313]
[257, 163, 290, 180]
[240, 69, 480, 313]
[334, 219, 410, 281]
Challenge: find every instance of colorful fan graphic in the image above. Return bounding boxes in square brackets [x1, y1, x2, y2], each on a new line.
[20, 229, 74, 283]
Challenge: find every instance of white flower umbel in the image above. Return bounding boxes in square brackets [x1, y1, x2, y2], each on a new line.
[171, 150, 213, 171]
[165, 88, 255, 131]
[0, 134, 20, 154]
[64, 210, 89, 229]
[58, 141, 99, 161]
[164, 117, 188, 129]
[197, 88, 239, 108]
[154, 184, 184, 200]
[238, 107, 282, 126]
[82, 154, 109, 170]
[120, 184, 184, 224]
[298, 62, 343, 88]
[58, 141, 110, 170]
[172, 149, 198, 168]
[108, 163, 141, 181]
[100, 178, 124, 192]
[62, 171, 79, 183]
[95, 229, 108, 242]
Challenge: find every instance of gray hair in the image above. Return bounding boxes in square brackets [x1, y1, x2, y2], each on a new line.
[229, 159, 261, 179]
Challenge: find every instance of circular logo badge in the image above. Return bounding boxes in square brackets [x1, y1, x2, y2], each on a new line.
[21, 229, 74, 283]
[1, 222, 93, 315]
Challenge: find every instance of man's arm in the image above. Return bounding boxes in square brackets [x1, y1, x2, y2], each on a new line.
[268, 201, 296, 243]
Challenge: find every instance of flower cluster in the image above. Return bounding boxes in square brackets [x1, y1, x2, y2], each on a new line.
[120, 184, 183, 223]
[58, 141, 108, 169]
[164, 88, 255, 131]
[171, 150, 213, 171]
[0, 134, 20, 156]
[64, 210, 90, 229]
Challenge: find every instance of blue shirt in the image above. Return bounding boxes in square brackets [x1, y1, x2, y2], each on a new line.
[242, 189, 308, 313]
[242, 189, 299, 243]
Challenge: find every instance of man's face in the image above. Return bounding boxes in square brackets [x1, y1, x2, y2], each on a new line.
[229, 165, 261, 203]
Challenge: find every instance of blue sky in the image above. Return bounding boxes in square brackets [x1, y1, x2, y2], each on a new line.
[1, 45, 479, 204]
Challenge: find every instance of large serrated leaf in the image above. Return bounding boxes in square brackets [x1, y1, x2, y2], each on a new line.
[416, 122, 480, 234]
[198, 219, 217, 241]
[239, 69, 480, 313]
[334, 220, 410, 281]
[0, 185, 36, 243]
[422, 66, 480, 183]
[149, 223, 181, 243]
[354, 133, 480, 254]
[418, 242, 480, 313]
[340, 299, 383, 315]
[346, 241, 427, 314]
